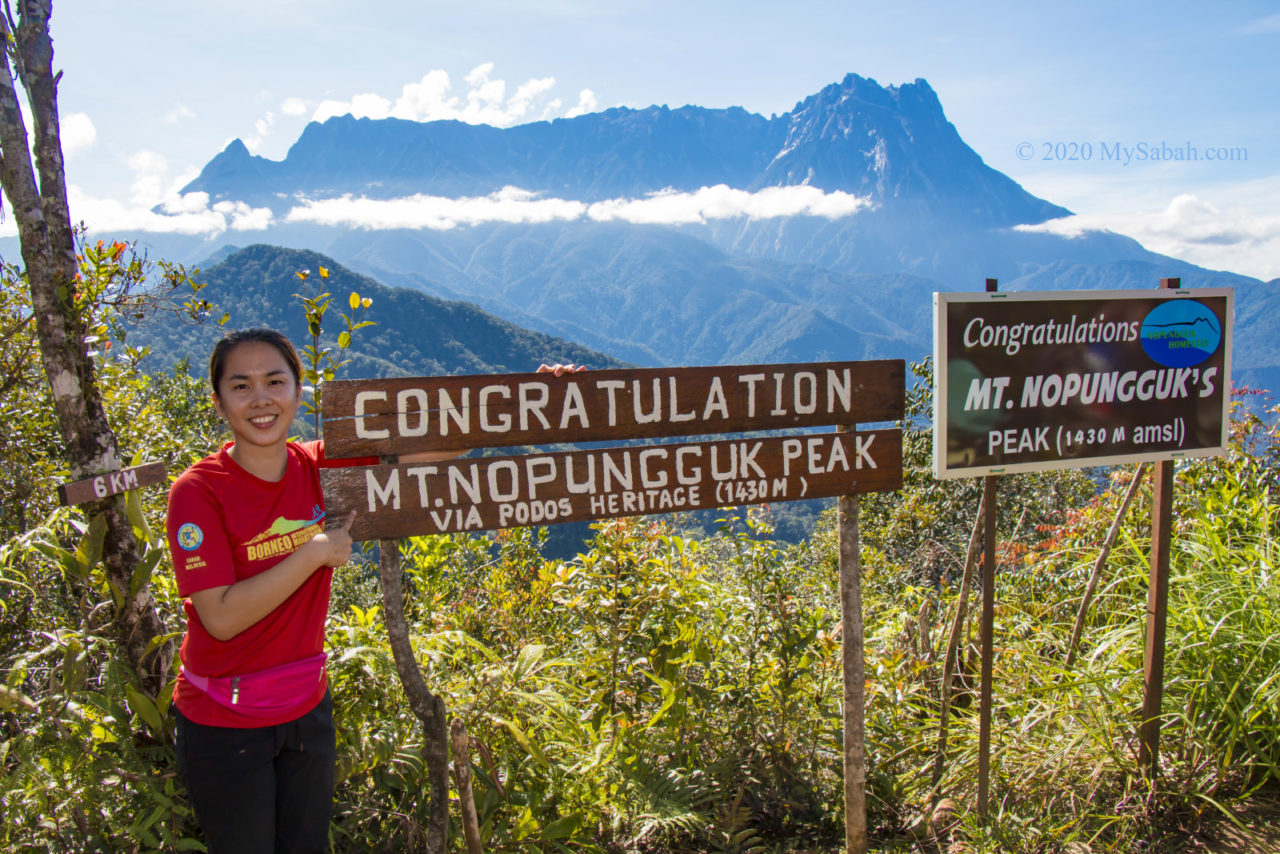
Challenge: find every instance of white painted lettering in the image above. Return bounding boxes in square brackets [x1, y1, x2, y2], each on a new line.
[518, 382, 551, 431]
[639, 448, 669, 488]
[355, 391, 390, 439]
[710, 444, 736, 481]
[487, 461, 519, 502]
[597, 380, 626, 426]
[366, 469, 401, 511]
[771, 373, 787, 416]
[738, 442, 765, 478]
[853, 435, 875, 469]
[676, 446, 702, 484]
[794, 372, 817, 414]
[703, 377, 730, 420]
[449, 465, 482, 504]
[806, 437, 825, 474]
[397, 389, 429, 437]
[782, 438, 803, 476]
[479, 386, 512, 432]
[601, 451, 633, 491]
[827, 368, 852, 414]
[560, 383, 590, 429]
[405, 465, 439, 507]
[669, 377, 696, 422]
[525, 456, 557, 499]
[566, 455, 596, 494]
[738, 374, 765, 417]
[633, 378, 662, 424]
[439, 388, 470, 435]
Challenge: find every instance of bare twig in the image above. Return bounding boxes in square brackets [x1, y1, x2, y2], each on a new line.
[450, 718, 484, 854]
[930, 488, 987, 790]
[1066, 463, 1149, 667]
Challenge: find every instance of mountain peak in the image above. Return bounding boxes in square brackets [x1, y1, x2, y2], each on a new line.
[761, 73, 1066, 227]
[180, 74, 1066, 227]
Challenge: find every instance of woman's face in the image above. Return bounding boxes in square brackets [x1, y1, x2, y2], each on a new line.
[212, 340, 301, 450]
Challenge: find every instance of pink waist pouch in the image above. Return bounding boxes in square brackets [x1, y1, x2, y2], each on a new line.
[182, 653, 327, 714]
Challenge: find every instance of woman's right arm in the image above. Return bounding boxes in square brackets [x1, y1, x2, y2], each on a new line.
[188, 511, 356, 641]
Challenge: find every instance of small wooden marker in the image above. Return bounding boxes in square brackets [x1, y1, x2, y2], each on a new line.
[57, 461, 167, 506]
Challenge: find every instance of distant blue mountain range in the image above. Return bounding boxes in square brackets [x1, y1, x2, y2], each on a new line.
[57, 74, 1280, 396]
[187, 74, 1068, 230]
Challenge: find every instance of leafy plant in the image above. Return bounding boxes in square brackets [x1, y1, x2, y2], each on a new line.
[293, 265, 375, 433]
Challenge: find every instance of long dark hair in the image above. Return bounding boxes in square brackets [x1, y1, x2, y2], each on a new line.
[209, 328, 304, 395]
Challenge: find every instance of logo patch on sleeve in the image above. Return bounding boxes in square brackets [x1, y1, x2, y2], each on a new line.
[177, 523, 204, 551]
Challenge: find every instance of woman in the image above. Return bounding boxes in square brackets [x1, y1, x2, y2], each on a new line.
[167, 328, 583, 851]
[166, 328, 358, 853]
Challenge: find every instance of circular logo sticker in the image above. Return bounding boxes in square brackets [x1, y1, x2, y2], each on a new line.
[177, 523, 204, 551]
[1139, 300, 1221, 368]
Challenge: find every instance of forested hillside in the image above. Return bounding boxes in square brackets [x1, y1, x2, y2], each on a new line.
[128, 243, 629, 381]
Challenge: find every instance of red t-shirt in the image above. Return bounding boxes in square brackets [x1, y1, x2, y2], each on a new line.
[166, 440, 358, 727]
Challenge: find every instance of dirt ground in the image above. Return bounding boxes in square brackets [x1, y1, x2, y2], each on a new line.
[1170, 796, 1280, 853]
[1138, 794, 1280, 853]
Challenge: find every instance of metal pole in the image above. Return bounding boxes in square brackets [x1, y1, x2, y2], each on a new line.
[1140, 277, 1179, 777]
[977, 277, 999, 816]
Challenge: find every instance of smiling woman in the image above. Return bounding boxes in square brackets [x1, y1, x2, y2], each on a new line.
[166, 328, 361, 853]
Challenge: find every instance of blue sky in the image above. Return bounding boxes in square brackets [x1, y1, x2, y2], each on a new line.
[24, 0, 1280, 279]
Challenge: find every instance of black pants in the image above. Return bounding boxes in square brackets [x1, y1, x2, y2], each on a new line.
[175, 691, 335, 854]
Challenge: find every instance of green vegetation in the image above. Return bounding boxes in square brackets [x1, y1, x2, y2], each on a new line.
[127, 244, 629, 385]
[2, 250, 1278, 851]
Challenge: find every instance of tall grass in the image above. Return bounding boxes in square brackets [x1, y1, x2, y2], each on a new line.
[901, 408, 1280, 851]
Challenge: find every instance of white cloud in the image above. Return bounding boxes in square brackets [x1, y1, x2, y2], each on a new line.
[1017, 193, 1280, 281]
[61, 185, 273, 236]
[61, 112, 96, 156]
[1240, 13, 1280, 35]
[163, 104, 196, 124]
[126, 150, 169, 205]
[464, 63, 495, 89]
[313, 92, 392, 123]
[282, 184, 869, 231]
[40, 152, 276, 238]
[587, 184, 871, 225]
[309, 64, 579, 128]
[213, 199, 276, 231]
[281, 97, 310, 118]
[285, 186, 588, 230]
[509, 77, 556, 121]
[10, 182, 865, 240]
[565, 89, 599, 119]
[243, 112, 278, 154]
[388, 70, 455, 121]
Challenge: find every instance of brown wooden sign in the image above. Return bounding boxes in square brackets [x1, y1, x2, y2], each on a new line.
[321, 361, 904, 459]
[322, 430, 902, 541]
[57, 461, 167, 506]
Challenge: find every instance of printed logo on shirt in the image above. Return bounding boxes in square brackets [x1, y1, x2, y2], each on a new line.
[242, 511, 326, 563]
[176, 523, 203, 551]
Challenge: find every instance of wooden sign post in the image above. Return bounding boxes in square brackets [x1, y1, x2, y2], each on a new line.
[320, 359, 906, 853]
[57, 461, 167, 506]
[977, 278, 998, 816]
[1139, 277, 1181, 778]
